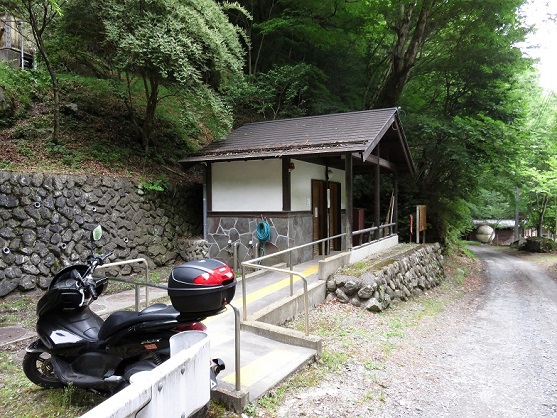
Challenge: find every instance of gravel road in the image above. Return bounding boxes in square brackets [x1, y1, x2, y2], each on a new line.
[368, 245, 557, 417]
[266, 246, 557, 418]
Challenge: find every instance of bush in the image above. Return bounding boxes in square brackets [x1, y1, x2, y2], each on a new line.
[0, 64, 52, 127]
[521, 237, 557, 253]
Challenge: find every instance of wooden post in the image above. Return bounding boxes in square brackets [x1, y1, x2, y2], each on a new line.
[345, 154, 353, 251]
[374, 146, 380, 240]
[394, 174, 399, 234]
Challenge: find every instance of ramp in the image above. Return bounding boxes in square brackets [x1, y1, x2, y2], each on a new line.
[203, 259, 325, 411]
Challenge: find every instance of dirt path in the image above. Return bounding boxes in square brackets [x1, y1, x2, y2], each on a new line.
[265, 246, 557, 418]
[366, 245, 557, 417]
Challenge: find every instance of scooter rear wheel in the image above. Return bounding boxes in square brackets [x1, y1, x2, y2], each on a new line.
[23, 351, 65, 389]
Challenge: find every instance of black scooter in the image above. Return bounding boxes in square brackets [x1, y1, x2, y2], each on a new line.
[23, 225, 236, 397]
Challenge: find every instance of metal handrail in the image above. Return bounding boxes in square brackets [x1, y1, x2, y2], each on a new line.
[352, 223, 396, 248]
[239, 224, 396, 323]
[240, 232, 346, 333]
[95, 258, 151, 311]
[234, 223, 398, 393]
[242, 261, 310, 335]
[228, 303, 242, 392]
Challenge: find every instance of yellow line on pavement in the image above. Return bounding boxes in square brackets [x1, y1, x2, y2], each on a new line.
[204, 265, 318, 324]
[241, 265, 318, 305]
[221, 349, 289, 386]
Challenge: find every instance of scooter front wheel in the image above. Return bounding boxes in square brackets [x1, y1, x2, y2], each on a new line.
[23, 351, 65, 389]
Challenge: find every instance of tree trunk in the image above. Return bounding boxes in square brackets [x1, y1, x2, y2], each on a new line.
[372, 0, 435, 108]
[141, 75, 159, 152]
[22, 0, 60, 144]
[537, 193, 549, 237]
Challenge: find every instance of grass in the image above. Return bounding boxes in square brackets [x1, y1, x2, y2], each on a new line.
[319, 350, 348, 371]
[0, 293, 39, 329]
[337, 259, 372, 276]
[0, 352, 104, 417]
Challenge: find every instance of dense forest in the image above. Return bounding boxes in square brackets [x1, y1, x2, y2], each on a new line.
[1, 0, 556, 248]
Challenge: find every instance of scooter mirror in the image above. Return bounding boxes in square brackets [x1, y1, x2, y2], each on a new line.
[91, 225, 103, 242]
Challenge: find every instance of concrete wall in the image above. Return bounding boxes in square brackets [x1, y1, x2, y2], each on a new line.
[211, 160, 283, 212]
[0, 170, 205, 297]
[79, 331, 210, 418]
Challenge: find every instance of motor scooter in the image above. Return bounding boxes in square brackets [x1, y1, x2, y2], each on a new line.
[23, 225, 236, 400]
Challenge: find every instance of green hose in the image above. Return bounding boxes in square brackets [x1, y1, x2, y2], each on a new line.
[256, 220, 271, 258]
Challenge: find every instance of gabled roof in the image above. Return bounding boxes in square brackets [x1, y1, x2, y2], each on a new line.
[180, 108, 415, 175]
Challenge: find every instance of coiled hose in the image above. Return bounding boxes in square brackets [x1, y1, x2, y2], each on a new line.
[256, 219, 271, 258]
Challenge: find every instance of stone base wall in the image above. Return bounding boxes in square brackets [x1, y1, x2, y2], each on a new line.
[0, 170, 207, 297]
[326, 243, 444, 312]
[207, 213, 314, 267]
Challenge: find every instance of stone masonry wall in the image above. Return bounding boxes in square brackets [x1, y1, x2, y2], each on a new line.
[0, 170, 207, 297]
[207, 213, 314, 267]
[326, 243, 444, 312]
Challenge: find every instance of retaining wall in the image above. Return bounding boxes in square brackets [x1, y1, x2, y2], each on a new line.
[326, 243, 444, 312]
[0, 170, 206, 297]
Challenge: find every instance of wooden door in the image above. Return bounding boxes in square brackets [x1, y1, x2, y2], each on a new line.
[312, 180, 341, 254]
[312, 180, 326, 254]
[328, 181, 341, 251]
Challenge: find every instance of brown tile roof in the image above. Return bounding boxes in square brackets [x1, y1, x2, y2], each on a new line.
[180, 108, 414, 174]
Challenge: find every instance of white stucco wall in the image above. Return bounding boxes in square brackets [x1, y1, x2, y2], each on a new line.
[290, 160, 346, 211]
[211, 160, 282, 211]
[211, 159, 346, 212]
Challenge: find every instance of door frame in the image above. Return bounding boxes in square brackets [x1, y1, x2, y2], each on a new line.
[311, 179, 341, 254]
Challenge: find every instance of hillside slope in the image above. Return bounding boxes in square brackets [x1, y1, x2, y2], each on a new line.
[0, 70, 214, 186]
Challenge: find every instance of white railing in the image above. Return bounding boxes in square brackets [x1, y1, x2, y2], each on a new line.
[95, 258, 152, 310]
[79, 331, 210, 418]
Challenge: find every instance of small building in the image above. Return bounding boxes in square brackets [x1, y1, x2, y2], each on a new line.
[180, 108, 415, 266]
[1, 12, 34, 68]
[471, 220, 523, 245]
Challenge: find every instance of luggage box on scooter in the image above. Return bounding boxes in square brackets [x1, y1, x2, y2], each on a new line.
[168, 258, 236, 316]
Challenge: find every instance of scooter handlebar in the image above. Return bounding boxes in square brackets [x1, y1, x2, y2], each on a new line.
[86, 252, 113, 273]
[71, 268, 99, 300]
[86, 252, 112, 299]
[87, 280, 98, 300]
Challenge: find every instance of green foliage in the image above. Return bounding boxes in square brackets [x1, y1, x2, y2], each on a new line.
[469, 189, 516, 221]
[100, 0, 247, 148]
[46, 142, 83, 168]
[140, 175, 170, 192]
[56, 0, 247, 150]
[89, 146, 129, 167]
[515, 92, 557, 235]
[100, 0, 246, 85]
[156, 83, 234, 151]
[228, 63, 337, 120]
[1, 0, 550, 250]
[236, 0, 369, 111]
[0, 64, 51, 126]
[319, 349, 348, 370]
[399, 80, 541, 244]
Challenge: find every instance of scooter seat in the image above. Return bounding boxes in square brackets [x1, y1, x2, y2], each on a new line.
[98, 305, 180, 340]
